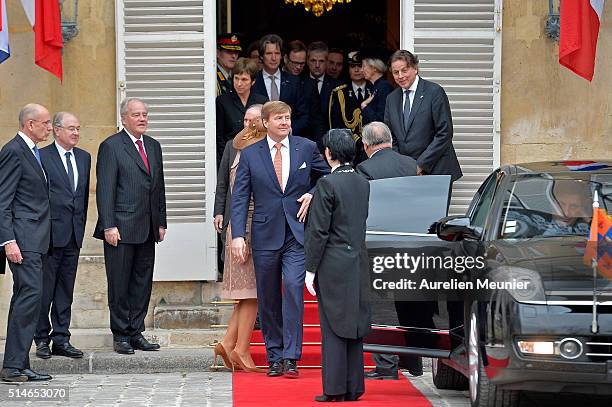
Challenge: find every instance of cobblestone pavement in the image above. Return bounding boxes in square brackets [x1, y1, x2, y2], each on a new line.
[0, 372, 232, 407]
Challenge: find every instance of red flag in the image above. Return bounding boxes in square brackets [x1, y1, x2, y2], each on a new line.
[559, 0, 605, 81]
[34, 0, 63, 81]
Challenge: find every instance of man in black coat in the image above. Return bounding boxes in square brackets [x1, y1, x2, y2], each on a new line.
[385, 50, 462, 182]
[34, 112, 90, 360]
[357, 122, 417, 180]
[94, 97, 167, 355]
[356, 121, 425, 380]
[251, 34, 310, 137]
[305, 129, 370, 402]
[0, 103, 53, 382]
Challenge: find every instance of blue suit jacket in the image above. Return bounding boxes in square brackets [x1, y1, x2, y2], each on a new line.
[252, 71, 310, 137]
[231, 136, 329, 250]
[40, 144, 91, 248]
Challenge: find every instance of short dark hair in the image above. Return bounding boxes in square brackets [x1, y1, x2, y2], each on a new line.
[246, 41, 260, 57]
[323, 128, 355, 164]
[259, 34, 284, 57]
[286, 40, 307, 55]
[389, 50, 419, 69]
[307, 41, 329, 55]
[233, 57, 259, 80]
[329, 48, 344, 57]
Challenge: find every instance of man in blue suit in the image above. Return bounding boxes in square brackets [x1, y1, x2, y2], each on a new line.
[251, 34, 310, 137]
[35, 112, 91, 360]
[231, 101, 329, 378]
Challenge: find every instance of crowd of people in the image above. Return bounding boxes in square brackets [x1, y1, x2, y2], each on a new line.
[213, 32, 464, 401]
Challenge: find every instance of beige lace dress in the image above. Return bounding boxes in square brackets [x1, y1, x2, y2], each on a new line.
[221, 151, 257, 299]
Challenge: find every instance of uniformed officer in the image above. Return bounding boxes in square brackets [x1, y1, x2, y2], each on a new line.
[328, 51, 374, 164]
[217, 33, 242, 96]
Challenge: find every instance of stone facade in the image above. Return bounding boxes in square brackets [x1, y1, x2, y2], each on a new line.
[1, 0, 611, 337]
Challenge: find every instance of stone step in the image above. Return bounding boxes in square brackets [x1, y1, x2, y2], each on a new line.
[0, 328, 225, 351]
[153, 304, 234, 329]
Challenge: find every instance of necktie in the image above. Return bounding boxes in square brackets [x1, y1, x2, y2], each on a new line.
[273, 142, 283, 192]
[403, 89, 411, 130]
[65, 151, 76, 192]
[270, 75, 279, 101]
[32, 145, 42, 168]
[135, 139, 150, 173]
[356, 88, 364, 105]
[317, 78, 323, 94]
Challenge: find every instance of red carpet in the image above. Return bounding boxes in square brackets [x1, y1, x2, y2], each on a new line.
[233, 369, 432, 406]
[235, 287, 431, 405]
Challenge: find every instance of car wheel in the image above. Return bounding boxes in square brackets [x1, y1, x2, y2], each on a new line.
[431, 358, 468, 390]
[468, 304, 520, 407]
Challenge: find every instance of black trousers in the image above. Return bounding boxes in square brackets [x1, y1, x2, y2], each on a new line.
[319, 304, 365, 397]
[103, 235, 155, 342]
[3, 252, 43, 369]
[35, 235, 80, 345]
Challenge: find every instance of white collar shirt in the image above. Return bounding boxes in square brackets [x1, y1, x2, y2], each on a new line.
[54, 141, 78, 189]
[263, 69, 282, 100]
[267, 135, 290, 191]
[402, 75, 420, 112]
[311, 74, 325, 93]
[125, 129, 147, 156]
[352, 82, 366, 97]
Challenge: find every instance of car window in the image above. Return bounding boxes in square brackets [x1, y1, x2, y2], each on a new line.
[498, 174, 611, 239]
[469, 172, 499, 230]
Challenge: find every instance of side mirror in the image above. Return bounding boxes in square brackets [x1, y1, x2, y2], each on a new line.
[435, 216, 480, 241]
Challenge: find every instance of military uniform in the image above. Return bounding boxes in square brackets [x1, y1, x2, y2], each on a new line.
[216, 33, 242, 97]
[328, 83, 373, 164]
[216, 66, 232, 97]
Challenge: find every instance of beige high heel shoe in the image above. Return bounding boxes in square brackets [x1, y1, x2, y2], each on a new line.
[229, 350, 266, 373]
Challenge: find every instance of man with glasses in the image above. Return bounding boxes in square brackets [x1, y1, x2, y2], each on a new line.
[34, 112, 91, 361]
[0, 104, 53, 382]
[283, 40, 307, 76]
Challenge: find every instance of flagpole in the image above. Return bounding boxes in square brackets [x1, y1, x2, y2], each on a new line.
[591, 190, 599, 334]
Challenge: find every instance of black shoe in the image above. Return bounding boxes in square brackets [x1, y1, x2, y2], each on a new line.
[284, 359, 299, 378]
[365, 369, 398, 380]
[0, 368, 28, 382]
[52, 342, 84, 358]
[267, 361, 284, 377]
[407, 368, 423, 377]
[113, 340, 135, 355]
[35, 341, 52, 359]
[314, 394, 345, 402]
[130, 337, 160, 351]
[21, 368, 52, 381]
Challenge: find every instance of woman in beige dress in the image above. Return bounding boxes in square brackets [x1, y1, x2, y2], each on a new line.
[213, 104, 267, 373]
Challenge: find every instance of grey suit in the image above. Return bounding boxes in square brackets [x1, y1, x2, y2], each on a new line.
[384, 77, 462, 182]
[94, 130, 167, 342]
[356, 148, 417, 180]
[0, 135, 50, 370]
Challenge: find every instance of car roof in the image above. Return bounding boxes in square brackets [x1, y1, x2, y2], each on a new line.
[503, 161, 612, 176]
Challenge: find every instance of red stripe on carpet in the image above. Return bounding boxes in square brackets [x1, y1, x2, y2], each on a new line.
[233, 369, 432, 406]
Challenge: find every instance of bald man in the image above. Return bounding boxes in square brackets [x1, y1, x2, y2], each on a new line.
[0, 104, 53, 382]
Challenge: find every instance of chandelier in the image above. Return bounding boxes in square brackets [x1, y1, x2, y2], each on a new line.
[284, 0, 352, 17]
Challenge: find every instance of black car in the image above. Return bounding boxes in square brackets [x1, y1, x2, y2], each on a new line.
[363, 161, 612, 406]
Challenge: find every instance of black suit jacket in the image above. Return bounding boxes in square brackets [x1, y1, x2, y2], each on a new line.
[361, 77, 394, 125]
[40, 143, 91, 248]
[305, 165, 371, 339]
[384, 77, 462, 181]
[356, 147, 417, 180]
[252, 70, 309, 136]
[0, 135, 51, 274]
[215, 91, 267, 163]
[94, 130, 167, 244]
[213, 141, 238, 228]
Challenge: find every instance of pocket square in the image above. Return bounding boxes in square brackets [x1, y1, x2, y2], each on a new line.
[299, 162, 307, 169]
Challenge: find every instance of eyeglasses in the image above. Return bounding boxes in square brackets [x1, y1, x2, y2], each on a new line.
[30, 119, 52, 126]
[56, 125, 81, 133]
[288, 59, 305, 67]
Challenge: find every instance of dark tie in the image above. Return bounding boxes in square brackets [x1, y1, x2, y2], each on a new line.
[356, 88, 364, 105]
[135, 139, 150, 173]
[403, 89, 411, 130]
[65, 151, 76, 192]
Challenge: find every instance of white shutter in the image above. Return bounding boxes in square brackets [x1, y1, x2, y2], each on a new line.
[404, 0, 502, 215]
[116, 0, 218, 280]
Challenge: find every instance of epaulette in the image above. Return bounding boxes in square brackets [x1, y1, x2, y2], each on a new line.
[332, 84, 348, 93]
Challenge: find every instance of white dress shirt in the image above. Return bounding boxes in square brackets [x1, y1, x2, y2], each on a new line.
[267, 135, 290, 191]
[125, 129, 147, 156]
[263, 69, 282, 100]
[54, 142, 78, 189]
[402, 75, 420, 112]
[311, 73, 325, 93]
[352, 81, 366, 97]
